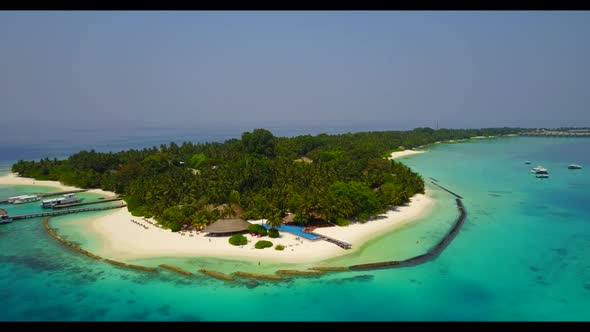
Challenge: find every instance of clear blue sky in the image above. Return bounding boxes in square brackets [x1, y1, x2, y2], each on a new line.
[1, 11, 589, 142]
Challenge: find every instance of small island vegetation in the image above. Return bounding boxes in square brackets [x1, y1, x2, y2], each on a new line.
[12, 127, 521, 231]
[228, 234, 248, 246]
[255, 240, 273, 249]
[248, 224, 268, 236]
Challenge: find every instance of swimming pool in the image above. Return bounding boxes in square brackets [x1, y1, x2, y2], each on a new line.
[262, 224, 321, 240]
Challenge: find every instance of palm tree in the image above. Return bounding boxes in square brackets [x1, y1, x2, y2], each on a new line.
[222, 204, 236, 218]
[265, 209, 283, 230]
[228, 189, 241, 214]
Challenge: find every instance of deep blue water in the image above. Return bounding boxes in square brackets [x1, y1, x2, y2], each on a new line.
[1, 136, 589, 321]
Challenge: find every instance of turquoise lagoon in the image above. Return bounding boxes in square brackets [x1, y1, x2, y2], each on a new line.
[0, 136, 589, 321]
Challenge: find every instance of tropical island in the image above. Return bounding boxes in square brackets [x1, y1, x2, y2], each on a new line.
[6, 127, 523, 262]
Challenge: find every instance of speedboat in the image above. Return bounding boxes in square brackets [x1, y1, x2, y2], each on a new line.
[536, 174, 549, 178]
[568, 164, 582, 169]
[531, 166, 548, 174]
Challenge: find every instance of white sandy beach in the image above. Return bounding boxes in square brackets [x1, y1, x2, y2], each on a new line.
[310, 192, 434, 251]
[1, 172, 435, 264]
[0, 173, 114, 197]
[389, 149, 425, 159]
[87, 191, 434, 263]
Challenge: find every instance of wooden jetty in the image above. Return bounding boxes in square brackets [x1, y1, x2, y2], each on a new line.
[312, 233, 352, 249]
[11, 203, 127, 220]
[53, 197, 122, 209]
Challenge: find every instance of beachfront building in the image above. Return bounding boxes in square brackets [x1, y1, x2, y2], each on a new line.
[203, 218, 251, 237]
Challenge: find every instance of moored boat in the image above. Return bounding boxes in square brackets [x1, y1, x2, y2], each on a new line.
[568, 164, 582, 169]
[11, 194, 40, 204]
[531, 166, 548, 174]
[41, 193, 81, 208]
[524, 161, 532, 164]
[536, 174, 549, 178]
[7, 195, 26, 203]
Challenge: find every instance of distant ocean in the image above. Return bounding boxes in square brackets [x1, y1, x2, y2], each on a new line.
[0, 125, 380, 163]
[1, 134, 589, 321]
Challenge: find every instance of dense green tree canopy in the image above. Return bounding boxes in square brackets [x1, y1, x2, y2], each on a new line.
[12, 127, 523, 231]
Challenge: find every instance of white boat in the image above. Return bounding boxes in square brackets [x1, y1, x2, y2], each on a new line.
[0, 208, 12, 224]
[11, 194, 40, 204]
[568, 164, 582, 169]
[536, 174, 549, 178]
[531, 166, 548, 174]
[41, 193, 81, 208]
[7, 195, 26, 203]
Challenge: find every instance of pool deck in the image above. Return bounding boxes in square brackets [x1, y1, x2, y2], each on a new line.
[263, 223, 351, 249]
[263, 224, 321, 240]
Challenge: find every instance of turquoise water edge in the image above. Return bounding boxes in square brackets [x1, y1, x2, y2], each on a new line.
[1, 136, 589, 321]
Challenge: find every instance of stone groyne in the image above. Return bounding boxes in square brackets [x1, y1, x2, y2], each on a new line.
[233, 271, 284, 280]
[349, 197, 466, 271]
[159, 264, 193, 276]
[198, 269, 234, 281]
[43, 217, 156, 272]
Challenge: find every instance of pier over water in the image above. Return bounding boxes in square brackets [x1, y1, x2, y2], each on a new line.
[0, 189, 88, 204]
[10, 203, 127, 220]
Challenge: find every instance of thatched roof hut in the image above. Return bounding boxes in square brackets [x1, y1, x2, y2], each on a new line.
[203, 218, 251, 236]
